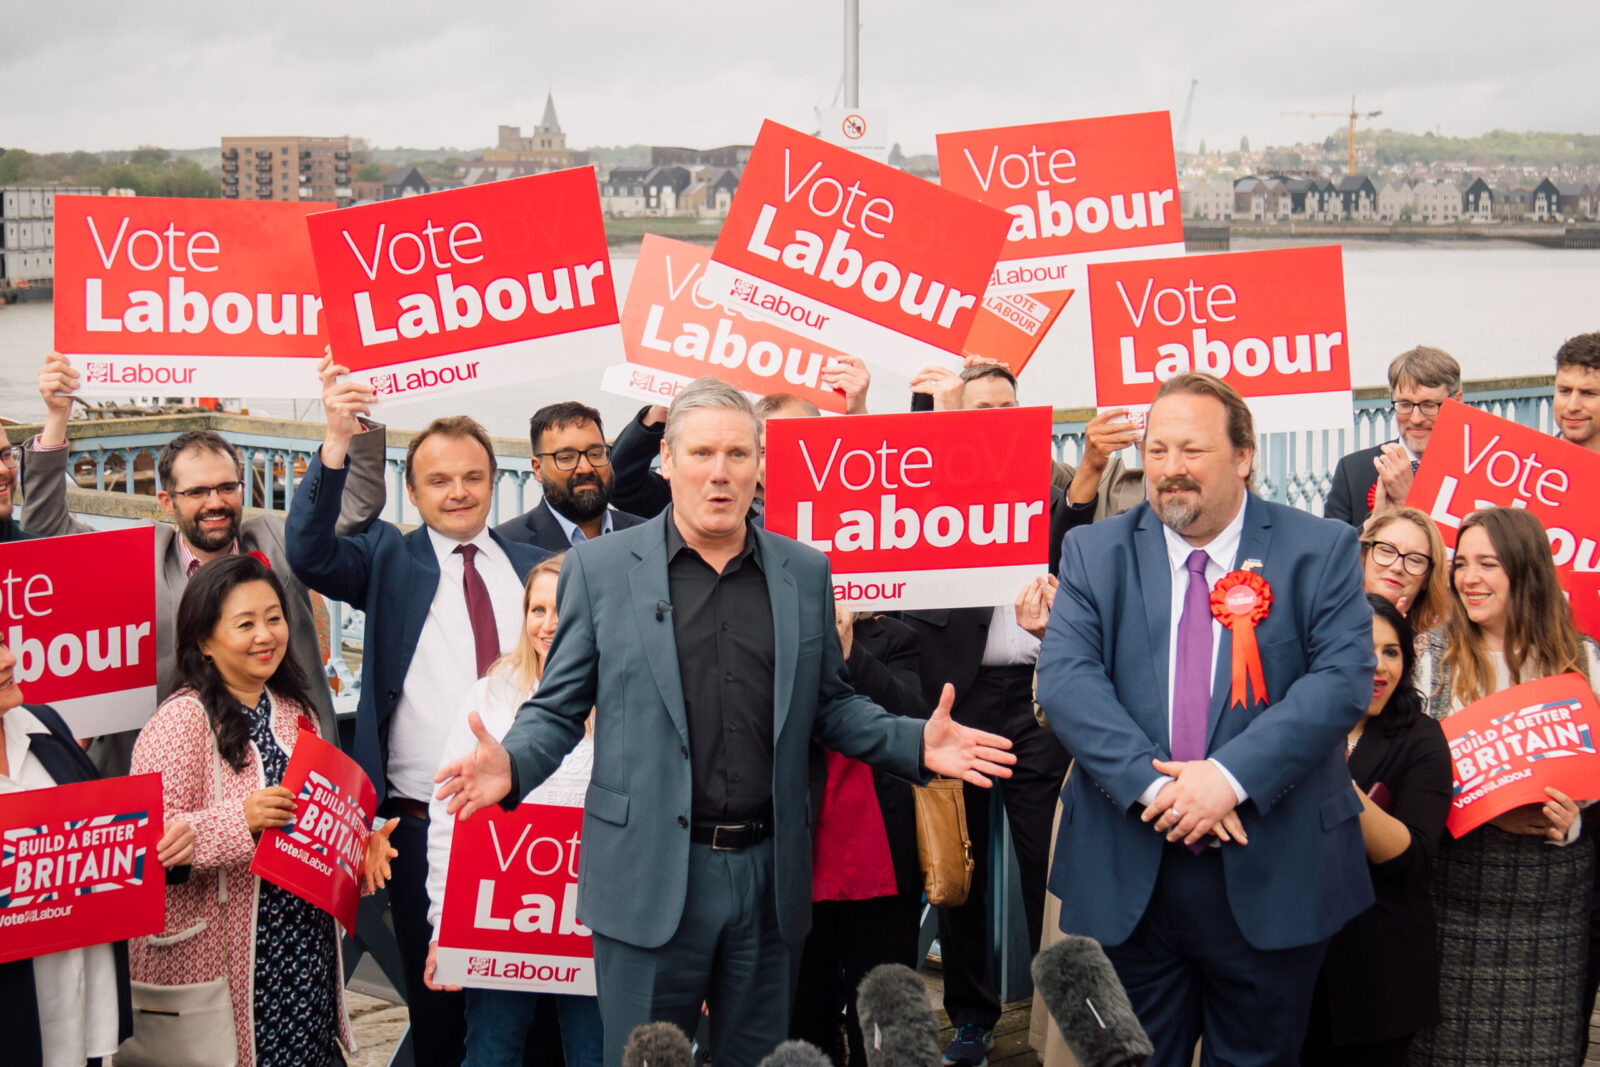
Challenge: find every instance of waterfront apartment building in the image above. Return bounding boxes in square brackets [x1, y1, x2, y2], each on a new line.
[220, 135, 352, 203]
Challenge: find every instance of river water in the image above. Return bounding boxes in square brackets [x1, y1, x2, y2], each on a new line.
[1, 238, 1595, 438]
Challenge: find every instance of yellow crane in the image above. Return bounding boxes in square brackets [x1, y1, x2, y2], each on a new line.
[1281, 95, 1383, 174]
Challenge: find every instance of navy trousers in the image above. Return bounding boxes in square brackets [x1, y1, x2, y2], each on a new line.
[1102, 845, 1328, 1067]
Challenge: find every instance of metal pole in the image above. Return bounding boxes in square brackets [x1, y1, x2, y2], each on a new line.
[843, 0, 859, 108]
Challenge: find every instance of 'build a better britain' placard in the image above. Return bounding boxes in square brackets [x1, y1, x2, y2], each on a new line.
[763, 407, 1053, 611]
[306, 168, 620, 401]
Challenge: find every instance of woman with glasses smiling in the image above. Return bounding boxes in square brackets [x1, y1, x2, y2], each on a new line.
[1359, 507, 1451, 638]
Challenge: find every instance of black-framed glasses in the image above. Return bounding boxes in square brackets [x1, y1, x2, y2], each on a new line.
[1392, 400, 1442, 418]
[0, 445, 20, 468]
[1368, 539, 1432, 575]
[537, 445, 611, 471]
[170, 480, 245, 501]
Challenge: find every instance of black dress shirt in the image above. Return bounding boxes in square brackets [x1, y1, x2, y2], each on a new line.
[665, 508, 777, 822]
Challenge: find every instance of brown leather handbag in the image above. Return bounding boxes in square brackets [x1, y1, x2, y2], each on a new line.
[912, 776, 974, 907]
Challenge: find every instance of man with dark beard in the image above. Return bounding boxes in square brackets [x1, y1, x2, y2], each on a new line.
[495, 401, 644, 550]
[22, 350, 387, 773]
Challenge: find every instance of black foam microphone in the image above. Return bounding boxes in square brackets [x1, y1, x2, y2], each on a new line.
[1031, 936, 1153, 1067]
[756, 1040, 834, 1067]
[620, 1021, 694, 1067]
[656, 600, 673, 621]
[855, 962, 941, 1067]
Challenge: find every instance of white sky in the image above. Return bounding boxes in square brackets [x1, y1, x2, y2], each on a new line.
[6, 1, 1598, 156]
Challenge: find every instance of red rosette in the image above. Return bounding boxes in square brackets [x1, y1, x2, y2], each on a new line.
[248, 550, 273, 569]
[1210, 571, 1272, 707]
[297, 714, 317, 736]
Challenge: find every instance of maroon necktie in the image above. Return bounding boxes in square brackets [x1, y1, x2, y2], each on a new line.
[455, 544, 499, 677]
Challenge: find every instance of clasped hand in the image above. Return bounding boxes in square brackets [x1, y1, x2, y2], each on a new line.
[1141, 758, 1249, 846]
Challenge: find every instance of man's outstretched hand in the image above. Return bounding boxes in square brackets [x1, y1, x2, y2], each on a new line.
[922, 683, 1016, 787]
[433, 712, 514, 819]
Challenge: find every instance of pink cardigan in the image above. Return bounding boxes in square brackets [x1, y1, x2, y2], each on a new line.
[128, 688, 354, 1067]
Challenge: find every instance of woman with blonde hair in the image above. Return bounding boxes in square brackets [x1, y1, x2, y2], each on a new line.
[1408, 507, 1595, 1066]
[423, 553, 601, 1067]
[1360, 506, 1450, 634]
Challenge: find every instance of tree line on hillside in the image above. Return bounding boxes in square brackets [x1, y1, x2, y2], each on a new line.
[0, 146, 219, 197]
[1356, 128, 1600, 167]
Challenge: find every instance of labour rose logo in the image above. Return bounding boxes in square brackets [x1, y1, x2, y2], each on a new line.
[731, 278, 757, 301]
[467, 956, 493, 977]
[86, 362, 111, 383]
[628, 369, 655, 390]
[369, 372, 397, 395]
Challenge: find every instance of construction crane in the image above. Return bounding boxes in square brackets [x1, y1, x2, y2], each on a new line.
[1281, 95, 1382, 174]
[1173, 78, 1199, 171]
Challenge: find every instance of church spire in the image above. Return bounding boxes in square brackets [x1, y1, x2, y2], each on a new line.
[538, 90, 561, 135]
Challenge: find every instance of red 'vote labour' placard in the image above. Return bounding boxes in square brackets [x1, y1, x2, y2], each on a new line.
[250, 731, 376, 936]
[435, 802, 594, 994]
[702, 120, 1011, 378]
[306, 168, 620, 401]
[601, 234, 848, 412]
[1440, 673, 1600, 837]
[763, 407, 1053, 611]
[936, 111, 1185, 296]
[0, 528, 156, 738]
[1087, 245, 1352, 435]
[0, 773, 165, 964]
[54, 196, 332, 397]
[961, 288, 1072, 377]
[1405, 400, 1600, 636]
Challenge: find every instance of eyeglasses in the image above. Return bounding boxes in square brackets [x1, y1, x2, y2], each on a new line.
[1368, 539, 1432, 576]
[170, 481, 245, 502]
[1392, 400, 1442, 418]
[0, 445, 20, 468]
[537, 445, 611, 471]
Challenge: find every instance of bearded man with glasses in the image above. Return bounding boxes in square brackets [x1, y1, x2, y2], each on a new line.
[20, 350, 388, 774]
[1324, 345, 1463, 528]
[495, 401, 644, 551]
[0, 441, 33, 544]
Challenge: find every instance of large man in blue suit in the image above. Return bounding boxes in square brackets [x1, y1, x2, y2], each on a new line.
[436, 377, 1018, 1067]
[1037, 373, 1375, 1067]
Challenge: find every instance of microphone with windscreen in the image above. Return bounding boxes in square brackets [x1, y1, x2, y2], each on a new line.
[756, 1039, 834, 1067]
[620, 1021, 695, 1067]
[1031, 935, 1154, 1067]
[855, 963, 941, 1067]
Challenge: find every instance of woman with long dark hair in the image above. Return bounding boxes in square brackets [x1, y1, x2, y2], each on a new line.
[128, 554, 397, 1067]
[1408, 508, 1595, 1066]
[1301, 594, 1452, 1065]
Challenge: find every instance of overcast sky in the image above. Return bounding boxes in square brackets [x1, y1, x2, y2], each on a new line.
[6, 2, 1598, 156]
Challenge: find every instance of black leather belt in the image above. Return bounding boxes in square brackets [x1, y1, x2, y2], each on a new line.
[691, 819, 772, 850]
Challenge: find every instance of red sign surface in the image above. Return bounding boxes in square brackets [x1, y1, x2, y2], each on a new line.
[602, 235, 848, 412]
[434, 803, 594, 994]
[0, 773, 165, 964]
[1441, 673, 1600, 837]
[961, 288, 1072, 376]
[54, 195, 332, 397]
[306, 168, 619, 401]
[936, 112, 1185, 296]
[703, 120, 1011, 377]
[250, 731, 376, 936]
[0, 528, 156, 737]
[763, 407, 1053, 610]
[1406, 400, 1600, 635]
[1087, 245, 1352, 434]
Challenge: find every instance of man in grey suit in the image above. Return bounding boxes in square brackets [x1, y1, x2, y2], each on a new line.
[24, 351, 385, 771]
[436, 377, 1017, 1067]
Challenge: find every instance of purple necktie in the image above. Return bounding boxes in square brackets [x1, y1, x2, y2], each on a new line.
[1172, 549, 1213, 764]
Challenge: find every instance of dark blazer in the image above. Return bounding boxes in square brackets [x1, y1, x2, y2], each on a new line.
[0, 516, 35, 542]
[1039, 494, 1376, 950]
[1323, 442, 1387, 527]
[496, 511, 926, 949]
[1316, 704, 1452, 1045]
[493, 499, 646, 552]
[0, 705, 133, 1067]
[607, 406, 671, 519]
[284, 452, 549, 805]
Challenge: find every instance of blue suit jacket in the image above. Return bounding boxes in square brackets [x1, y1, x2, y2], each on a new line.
[1038, 494, 1375, 951]
[285, 452, 549, 804]
[492, 499, 646, 553]
[496, 511, 926, 950]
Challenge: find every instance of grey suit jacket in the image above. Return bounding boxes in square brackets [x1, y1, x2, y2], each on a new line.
[19, 427, 387, 772]
[497, 511, 927, 950]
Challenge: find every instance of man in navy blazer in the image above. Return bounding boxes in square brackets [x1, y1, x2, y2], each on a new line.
[1038, 373, 1375, 1067]
[436, 378, 1017, 1067]
[494, 400, 645, 550]
[287, 406, 548, 1066]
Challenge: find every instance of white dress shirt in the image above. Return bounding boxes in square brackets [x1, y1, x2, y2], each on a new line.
[0, 709, 120, 1067]
[388, 526, 526, 802]
[979, 605, 1041, 667]
[1137, 494, 1250, 808]
[548, 504, 615, 546]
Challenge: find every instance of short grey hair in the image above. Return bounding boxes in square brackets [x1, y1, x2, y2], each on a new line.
[1388, 345, 1461, 395]
[664, 377, 759, 450]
